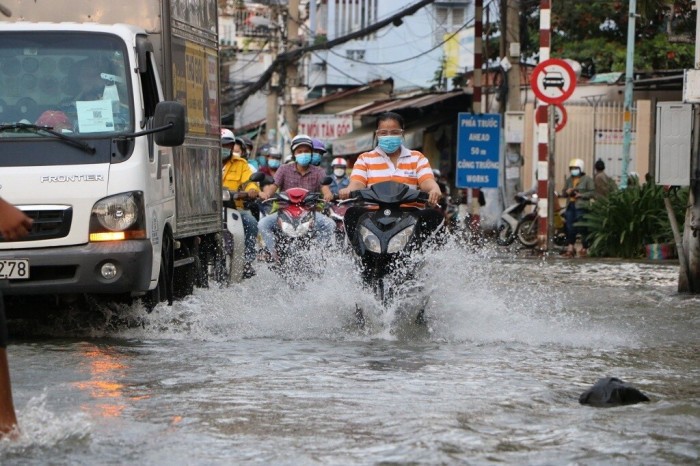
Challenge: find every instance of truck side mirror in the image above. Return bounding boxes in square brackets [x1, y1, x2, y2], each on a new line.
[154, 101, 186, 147]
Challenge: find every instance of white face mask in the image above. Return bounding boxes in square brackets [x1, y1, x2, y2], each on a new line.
[232, 152, 242, 158]
[333, 168, 346, 177]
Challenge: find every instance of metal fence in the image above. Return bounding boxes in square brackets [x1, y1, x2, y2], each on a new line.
[523, 101, 648, 191]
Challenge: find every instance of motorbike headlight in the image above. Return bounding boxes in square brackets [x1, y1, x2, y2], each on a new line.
[359, 225, 381, 253]
[89, 192, 146, 241]
[297, 220, 313, 236]
[387, 225, 415, 254]
[280, 221, 297, 237]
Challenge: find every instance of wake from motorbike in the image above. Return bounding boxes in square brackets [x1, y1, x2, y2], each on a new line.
[342, 181, 445, 328]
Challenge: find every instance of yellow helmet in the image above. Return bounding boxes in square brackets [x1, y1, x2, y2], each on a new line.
[569, 158, 585, 171]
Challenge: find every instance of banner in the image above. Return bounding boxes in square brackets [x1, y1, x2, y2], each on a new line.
[298, 114, 353, 140]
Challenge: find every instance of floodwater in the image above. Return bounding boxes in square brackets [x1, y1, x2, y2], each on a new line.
[1, 243, 699, 465]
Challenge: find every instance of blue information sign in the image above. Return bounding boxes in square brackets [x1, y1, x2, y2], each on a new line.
[455, 113, 501, 189]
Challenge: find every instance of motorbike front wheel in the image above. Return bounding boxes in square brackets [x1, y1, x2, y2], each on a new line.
[496, 223, 515, 246]
[516, 213, 539, 247]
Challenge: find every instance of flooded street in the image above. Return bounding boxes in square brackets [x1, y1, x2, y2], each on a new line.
[1, 245, 699, 464]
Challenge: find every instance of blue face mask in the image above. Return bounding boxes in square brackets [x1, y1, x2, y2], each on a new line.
[295, 153, 312, 166]
[378, 135, 402, 154]
[221, 149, 231, 161]
[311, 153, 322, 166]
[268, 159, 281, 169]
[570, 168, 581, 177]
[257, 156, 267, 167]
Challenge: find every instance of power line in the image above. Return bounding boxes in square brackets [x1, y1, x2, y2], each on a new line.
[327, 15, 474, 66]
[222, 0, 439, 110]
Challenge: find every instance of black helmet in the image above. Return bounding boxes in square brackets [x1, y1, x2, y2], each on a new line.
[595, 159, 605, 171]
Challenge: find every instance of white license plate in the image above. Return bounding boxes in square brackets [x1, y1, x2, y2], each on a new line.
[0, 259, 30, 279]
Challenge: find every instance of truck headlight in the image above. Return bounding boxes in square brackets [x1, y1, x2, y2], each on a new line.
[90, 192, 146, 241]
[359, 225, 381, 253]
[387, 226, 415, 254]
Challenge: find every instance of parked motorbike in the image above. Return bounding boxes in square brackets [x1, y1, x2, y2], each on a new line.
[343, 181, 444, 324]
[516, 193, 567, 248]
[497, 191, 537, 246]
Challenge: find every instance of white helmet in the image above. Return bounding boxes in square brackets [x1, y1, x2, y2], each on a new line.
[291, 134, 313, 153]
[568, 158, 585, 171]
[331, 157, 347, 167]
[221, 128, 235, 145]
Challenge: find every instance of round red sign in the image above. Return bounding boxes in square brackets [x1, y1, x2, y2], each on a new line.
[530, 58, 577, 105]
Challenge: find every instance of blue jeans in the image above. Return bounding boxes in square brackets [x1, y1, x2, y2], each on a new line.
[259, 212, 334, 255]
[564, 203, 588, 248]
[241, 211, 259, 263]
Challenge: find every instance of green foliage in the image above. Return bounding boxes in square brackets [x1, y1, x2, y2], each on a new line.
[578, 180, 688, 258]
[519, 0, 696, 73]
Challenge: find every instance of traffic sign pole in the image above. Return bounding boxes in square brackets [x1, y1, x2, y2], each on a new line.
[536, 0, 552, 252]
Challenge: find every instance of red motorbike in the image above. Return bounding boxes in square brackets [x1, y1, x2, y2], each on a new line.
[261, 187, 325, 269]
[325, 201, 349, 245]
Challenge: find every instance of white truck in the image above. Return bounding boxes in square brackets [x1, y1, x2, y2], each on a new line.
[0, 0, 226, 308]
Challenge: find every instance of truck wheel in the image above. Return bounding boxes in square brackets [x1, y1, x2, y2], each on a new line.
[173, 241, 197, 299]
[143, 230, 174, 311]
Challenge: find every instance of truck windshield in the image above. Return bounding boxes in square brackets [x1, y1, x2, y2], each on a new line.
[0, 32, 133, 137]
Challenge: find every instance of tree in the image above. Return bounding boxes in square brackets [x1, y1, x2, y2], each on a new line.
[519, 0, 696, 73]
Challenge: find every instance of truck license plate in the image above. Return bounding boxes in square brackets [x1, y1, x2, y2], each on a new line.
[0, 259, 30, 279]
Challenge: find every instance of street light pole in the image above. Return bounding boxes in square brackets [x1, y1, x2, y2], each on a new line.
[621, 0, 637, 190]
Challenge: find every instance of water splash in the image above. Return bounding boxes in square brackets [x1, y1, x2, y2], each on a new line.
[0, 391, 91, 456]
[14, 237, 679, 347]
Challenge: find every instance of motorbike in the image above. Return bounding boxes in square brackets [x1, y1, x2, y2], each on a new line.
[515, 193, 567, 248]
[260, 178, 332, 275]
[325, 200, 349, 246]
[213, 172, 267, 285]
[497, 191, 537, 246]
[343, 181, 444, 325]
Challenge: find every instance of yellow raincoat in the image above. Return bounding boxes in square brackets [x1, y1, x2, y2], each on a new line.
[222, 157, 260, 209]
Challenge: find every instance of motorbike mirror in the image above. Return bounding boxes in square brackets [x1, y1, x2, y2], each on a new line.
[249, 172, 265, 183]
[222, 189, 231, 201]
[321, 176, 333, 186]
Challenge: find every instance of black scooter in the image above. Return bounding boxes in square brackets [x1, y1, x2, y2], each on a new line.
[343, 181, 444, 324]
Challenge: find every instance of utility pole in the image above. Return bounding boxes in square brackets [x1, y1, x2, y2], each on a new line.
[266, 2, 280, 147]
[503, 0, 522, 204]
[679, 0, 700, 292]
[284, 0, 301, 136]
[620, 0, 637, 190]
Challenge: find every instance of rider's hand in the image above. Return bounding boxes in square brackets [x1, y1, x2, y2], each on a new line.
[339, 188, 350, 200]
[323, 191, 334, 203]
[258, 191, 270, 201]
[247, 189, 259, 199]
[427, 187, 442, 206]
[0, 198, 33, 241]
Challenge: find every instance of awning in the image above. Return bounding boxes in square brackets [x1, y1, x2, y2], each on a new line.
[330, 118, 449, 156]
[355, 90, 466, 116]
[329, 125, 375, 156]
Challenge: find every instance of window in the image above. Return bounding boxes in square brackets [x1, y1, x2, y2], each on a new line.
[434, 6, 466, 44]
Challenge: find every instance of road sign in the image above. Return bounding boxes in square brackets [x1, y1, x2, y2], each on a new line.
[455, 113, 501, 189]
[530, 58, 577, 104]
[535, 103, 568, 132]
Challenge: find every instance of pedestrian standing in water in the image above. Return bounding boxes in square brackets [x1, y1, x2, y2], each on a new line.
[0, 197, 33, 438]
[561, 158, 595, 258]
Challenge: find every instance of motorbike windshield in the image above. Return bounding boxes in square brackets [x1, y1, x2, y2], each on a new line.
[0, 32, 133, 138]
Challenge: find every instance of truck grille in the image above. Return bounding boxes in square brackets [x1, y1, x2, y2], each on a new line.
[0, 206, 72, 242]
